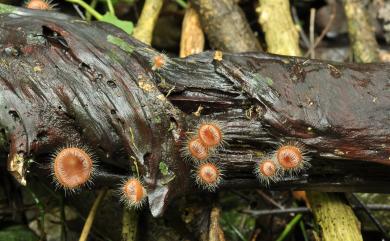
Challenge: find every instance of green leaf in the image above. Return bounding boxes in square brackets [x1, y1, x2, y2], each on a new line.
[100, 13, 133, 35]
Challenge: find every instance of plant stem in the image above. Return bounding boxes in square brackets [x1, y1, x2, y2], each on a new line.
[299, 220, 309, 241]
[78, 189, 108, 241]
[106, 0, 115, 15]
[27, 188, 46, 239]
[275, 214, 302, 241]
[175, 0, 187, 8]
[86, 0, 97, 21]
[66, 0, 103, 20]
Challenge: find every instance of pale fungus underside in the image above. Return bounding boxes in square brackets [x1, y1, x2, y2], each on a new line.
[0, 6, 389, 216]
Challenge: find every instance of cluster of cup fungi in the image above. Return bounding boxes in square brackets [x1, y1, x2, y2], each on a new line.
[13, 9, 308, 205]
[148, 53, 310, 189]
[182, 121, 226, 191]
[182, 120, 310, 191]
[47, 52, 310, 209]
[255, 143, 310, 186]
[51, 145, 147, 209]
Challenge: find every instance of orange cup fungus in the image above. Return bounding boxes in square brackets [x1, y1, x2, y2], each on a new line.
[186, 137, 209, 161]
[276, 143, 309, 173]
[25, 0, 54, 10]
[198, 122, 223, 148]
[195, 162, 222, 191]
[120, 178, 146, 208]
[276, 145, 303, 169]
[255, 158, 280, 185]
[52, 147, 95, 190]
[151, 54, 166, 71]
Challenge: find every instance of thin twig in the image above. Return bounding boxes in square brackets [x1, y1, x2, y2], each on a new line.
[309, 8, 316, 59]
[349, 194, 390, 241]
[243, 204, 390, 216]
[243, 207, 309, 216]
[27, 187, 46, 240]
[60, 195, 67, 241]
[78, 189, 108, 241]
[72, 4, 86, 20]
[250, 228, 261, 241]
[256, 190, 284, 209]
[305, 2, 336, 57]
[230, 190, 253, 203]
[291, 6, 310, 49]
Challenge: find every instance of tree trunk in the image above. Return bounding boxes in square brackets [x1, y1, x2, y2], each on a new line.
[0, 5, 389, 217]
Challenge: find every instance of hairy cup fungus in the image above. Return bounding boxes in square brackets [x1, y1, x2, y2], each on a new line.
[25, 0, 55, 10]
[120, 177, 147, 208]
[276, 143, 309, 173]
[194, 162, 222, 191]
[197, 121, 224, 148]
[151, 54, 167, 71]
[51, 146, 95, 191]
[183, 137, 209, 162]
[254, 158, 280, 185]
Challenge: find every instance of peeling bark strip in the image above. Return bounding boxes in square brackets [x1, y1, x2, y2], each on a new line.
[0, 7, 389, 216]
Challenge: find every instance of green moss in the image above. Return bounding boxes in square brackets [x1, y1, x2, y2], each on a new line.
[159, 161, 176, 185]
[0, 3, 15, 14]
[154, 116, 161, 124]
[253, 73, 273, 86]
[107, 35, 134, 54]
[265, 77, 273, 86]
[159, 161, 169, 176]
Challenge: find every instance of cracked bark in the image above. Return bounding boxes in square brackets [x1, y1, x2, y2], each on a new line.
[0, 6, 389, 217]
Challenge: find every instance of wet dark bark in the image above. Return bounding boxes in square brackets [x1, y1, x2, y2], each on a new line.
[0, 6, 389, 217]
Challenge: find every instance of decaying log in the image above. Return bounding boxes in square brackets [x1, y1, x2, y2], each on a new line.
[0, 5, 389, 217]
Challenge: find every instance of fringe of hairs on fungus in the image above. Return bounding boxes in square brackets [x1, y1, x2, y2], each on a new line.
[254, 141, 310, 185]
[182, 119, 227, 191]
[181, 119, 228, 163]
[150, 53, 169, 71]
[51, 143, 148, 209]
[196, 120, 228, 150]
[24, 0, 56, 10]
[275, 141, 310, 175]
[193, 161, 224, 192]
[181, 136, 210, 163]
[254, 156, 282, 186]
[119, 177, 147, 209]
[50, 144, 97, 194]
